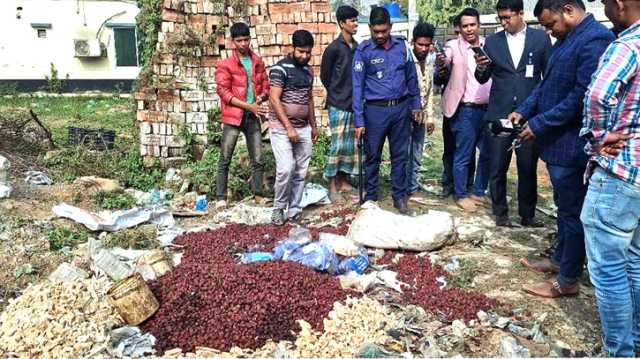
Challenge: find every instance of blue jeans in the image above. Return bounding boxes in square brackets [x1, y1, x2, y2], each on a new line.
[450, 106, 490, 199]
[363, 101, 410, 202]
[407, 122, 425, 194]
[547, 164, 587, 286]
[581, 168, 640, 357]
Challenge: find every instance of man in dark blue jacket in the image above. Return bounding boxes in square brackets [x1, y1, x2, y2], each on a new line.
[508, 0, 614, 298]
[475, 0, 551, 227]
[352, 7, 421, 214]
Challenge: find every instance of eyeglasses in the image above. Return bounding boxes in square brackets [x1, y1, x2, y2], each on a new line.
[495, 13, 517, 23]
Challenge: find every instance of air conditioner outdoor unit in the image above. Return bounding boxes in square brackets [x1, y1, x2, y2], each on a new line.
[74, 39, 104, 57]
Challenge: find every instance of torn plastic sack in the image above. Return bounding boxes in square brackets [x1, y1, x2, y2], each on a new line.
[347, 202, 455, 251]
[52, 203, 174, 232]
[91, 249, 133, 281]
[284, 241, 340, 273]
[110, 326, 156, 358]
[337, 251, 369, 274]
[339, 271, 378, 292]
[24, 170, 53, 185]
[48, 262, 89, 282]
[214, 203, 274, 225]
[299, 183, 331, 208]
[319, 233, 362, 256]
[0, 155, 12, 199]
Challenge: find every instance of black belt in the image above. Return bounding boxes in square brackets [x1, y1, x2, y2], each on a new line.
[460, 102, 487, 109]
[367, 95, 408, 107]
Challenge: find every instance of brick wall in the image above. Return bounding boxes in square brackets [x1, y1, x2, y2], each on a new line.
[135, 0, 337, 167]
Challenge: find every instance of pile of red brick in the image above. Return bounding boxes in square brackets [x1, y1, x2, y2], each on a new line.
[136, 0, 337, 167]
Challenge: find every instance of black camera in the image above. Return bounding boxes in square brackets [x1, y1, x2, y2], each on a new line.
[490, 119, 523, 137]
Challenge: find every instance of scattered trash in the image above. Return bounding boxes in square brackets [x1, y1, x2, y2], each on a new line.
[283, 240, 340, 273]
[376, 270, 408, 292]
[339, 271, 379, 292]
[299, 183, 331, 208]
[0, 155, 12, 199]
[495, 317, 511, 329]
[241, 251, 275, 263]
[52, 203, 174, 232]
[347, 202, 455, 251]
[214, 203, 274, 225]
[165, 168, 181, 183]
[508, 323, 531, 338]
[110, 326, 157, 358]
[13, 263, 36, 278]
[338, 270, 408, 293]
[500, 336, 531, 358]
[436, 276, 447, 289]
[136, 249, 173, 279]
[194, 194, 207, 211]
[24, 170, 53, 185]
[536, 204, 558, 219]
[358, 343, 393, 358]
[92, 248, 134, 281]
[48, 262, 89, 282]
[319, 233, 361, 256]
[74, 176, 123, 193]
[444, 257, 461, 273]
[451, 320, 468, 337]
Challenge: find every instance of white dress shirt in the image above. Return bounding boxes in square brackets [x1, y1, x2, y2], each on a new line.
[506, 24, 527, 68]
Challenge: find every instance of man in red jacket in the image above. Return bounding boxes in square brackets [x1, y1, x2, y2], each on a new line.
[215, 22, 270, 207]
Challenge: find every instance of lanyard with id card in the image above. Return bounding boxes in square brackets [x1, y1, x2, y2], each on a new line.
[525, 52, 534, 78]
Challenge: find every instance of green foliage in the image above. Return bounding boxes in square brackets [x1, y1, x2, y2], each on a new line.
[446, 259, 478, 289]
[14, 264, 36, 278]
[310, 132, 330, 171]
[47, 225, 89, 251]
[418, 0, 496, 26]
[136, 0, 163, 68]
[115, 150, 165, 191]
[103, 226, 159, 249]
[188, 147, 220, 198]
[44, 63, 69, 94]
[94, 191, 137, 210]
[207, 108, 223, 146]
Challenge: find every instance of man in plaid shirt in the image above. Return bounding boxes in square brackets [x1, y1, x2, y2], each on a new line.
[581, 0, 640, 355]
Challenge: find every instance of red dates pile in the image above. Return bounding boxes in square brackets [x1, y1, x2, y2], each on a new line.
[141, 224, 349, 353]
[383, 253, 498, 321]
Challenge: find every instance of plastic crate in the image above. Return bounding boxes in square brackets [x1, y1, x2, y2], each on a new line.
[67, 127, 116, 150]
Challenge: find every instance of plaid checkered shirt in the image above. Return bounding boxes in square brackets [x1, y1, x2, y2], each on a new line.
[582, 19, 640, 186]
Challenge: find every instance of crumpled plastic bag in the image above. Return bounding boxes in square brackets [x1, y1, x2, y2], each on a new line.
[24, 170, 53, 185]
[347, 202, 455, 251]
[52, 203, 175, 232]
[299, 183, 332, 208]
[110, 326, 156, 358]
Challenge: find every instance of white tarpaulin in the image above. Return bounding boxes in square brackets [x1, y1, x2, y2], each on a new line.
[347, 202, 455, 251]
[52, 203, 175, 232]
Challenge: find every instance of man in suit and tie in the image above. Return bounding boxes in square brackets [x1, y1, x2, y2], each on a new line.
[474, 0, 551, 227]
[508, 0, 614, 298]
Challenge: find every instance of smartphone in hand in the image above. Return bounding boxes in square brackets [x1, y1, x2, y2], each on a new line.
[471, 47, 492, 63]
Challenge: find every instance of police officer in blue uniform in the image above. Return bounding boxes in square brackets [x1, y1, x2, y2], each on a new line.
[352, 6, 422, 214]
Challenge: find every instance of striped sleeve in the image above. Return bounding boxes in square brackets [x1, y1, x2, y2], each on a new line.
[582, 41, 639, 148]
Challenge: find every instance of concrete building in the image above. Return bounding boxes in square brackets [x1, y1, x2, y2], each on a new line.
[0, 0, 141, 92]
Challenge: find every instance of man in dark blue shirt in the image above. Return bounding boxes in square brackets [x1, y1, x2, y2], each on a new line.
[352, 7, 421, 214]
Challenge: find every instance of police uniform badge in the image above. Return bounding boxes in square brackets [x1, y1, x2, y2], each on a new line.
[354, 61, 363, 72]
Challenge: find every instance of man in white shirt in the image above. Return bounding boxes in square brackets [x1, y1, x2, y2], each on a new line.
[474, 0, 552, 227]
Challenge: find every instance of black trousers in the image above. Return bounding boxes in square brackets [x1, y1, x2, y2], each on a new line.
[488, 135, 538, 219]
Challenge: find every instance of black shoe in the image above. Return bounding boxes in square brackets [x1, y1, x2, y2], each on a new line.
[521, 217, 544, 228]
[439, 187, 454, 198]
[394, 198, 409, 215]
[496, 216, 513, 227]
[271, 208, 286, 226]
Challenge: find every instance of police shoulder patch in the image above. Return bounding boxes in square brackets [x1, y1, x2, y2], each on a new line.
[354, 61, 364, 72]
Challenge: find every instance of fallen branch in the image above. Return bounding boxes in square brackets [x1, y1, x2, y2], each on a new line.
[29, 109, 56, 150]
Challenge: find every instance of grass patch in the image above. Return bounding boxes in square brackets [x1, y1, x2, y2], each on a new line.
[47, 225, 89, 251]
[446, 258, 478, 289]
[94, 191, 137, 210]
[103, 226, 159, 249]
[0, 96, 135, 147]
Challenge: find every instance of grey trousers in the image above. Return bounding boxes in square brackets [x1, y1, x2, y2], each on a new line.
[270, 125, 312, 217]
